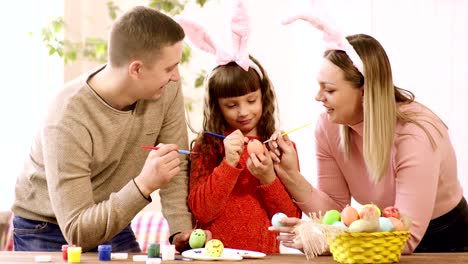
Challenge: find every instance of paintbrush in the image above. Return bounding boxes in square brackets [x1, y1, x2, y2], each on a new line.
[140, 145, 196, 155]
[204, 123, 312, 144]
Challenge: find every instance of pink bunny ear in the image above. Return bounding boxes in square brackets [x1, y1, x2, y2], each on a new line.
[282, 3, 364, 74]
[229, 0, 250, 71]
[175, 16, 218, 55]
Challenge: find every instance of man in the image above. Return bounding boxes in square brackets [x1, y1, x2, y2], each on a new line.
[12, 6, 204, 252]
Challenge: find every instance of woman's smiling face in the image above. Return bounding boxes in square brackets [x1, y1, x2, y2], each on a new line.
[315, 58, 363, 125]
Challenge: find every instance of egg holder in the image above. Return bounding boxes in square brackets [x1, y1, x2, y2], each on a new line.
[326, 230, 410, 264]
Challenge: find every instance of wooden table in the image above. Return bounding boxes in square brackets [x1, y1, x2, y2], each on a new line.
[0, 251, 467, 263]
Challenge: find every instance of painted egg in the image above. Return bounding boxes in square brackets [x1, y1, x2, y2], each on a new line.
[271, 212, 287, 227]
[379, 217, 394, 232]
[341, 205, 360, 227]
[332, 221, 347, 228]
[247, 139, 264, 155]
[205, 239, 224, 257]
[322, 210, 341, 225]
[189, 229, 206, 249]
[387, 217, 406, 231]
[359, 204, 381, 219]
[348, 219, 368, 233]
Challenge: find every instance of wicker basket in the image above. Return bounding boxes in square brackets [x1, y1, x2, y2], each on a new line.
[328, 231, 410, 264]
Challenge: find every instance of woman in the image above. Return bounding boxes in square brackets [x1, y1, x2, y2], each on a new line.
[268, 33, 468, 253]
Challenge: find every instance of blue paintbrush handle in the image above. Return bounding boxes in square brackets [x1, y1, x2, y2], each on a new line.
[204, 131, 226, 139]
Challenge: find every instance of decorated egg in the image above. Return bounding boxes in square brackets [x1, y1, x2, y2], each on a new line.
[247, 139, 264, 155]
[359, 204, 381, 219]
[341, 205, 360, 227]
[387, 217, 406, 231]
[382, 206, 401, 219]
[332, 221, 347, 228]
[322, 210, 341, 225]
[189, 229, 206, 249]
[205, 239, 224, 257]
[378, 217, 394, 232]
[271, 212, 287, 227]
[348, 219, 379, 233]
[400, 213, 413, 230]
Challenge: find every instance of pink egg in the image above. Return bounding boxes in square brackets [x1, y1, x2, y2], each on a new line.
[247, 139, 264, 155]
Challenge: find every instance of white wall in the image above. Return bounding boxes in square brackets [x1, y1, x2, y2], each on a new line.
[0, 1, 64, 210]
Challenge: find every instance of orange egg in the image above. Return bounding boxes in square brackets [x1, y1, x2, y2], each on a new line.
[247, 139, 264, 155]
[387, 217, 406, 231]
[341, 205, 360, 227]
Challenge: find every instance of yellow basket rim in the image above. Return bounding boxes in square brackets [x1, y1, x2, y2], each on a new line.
[334, 230, 410, 238]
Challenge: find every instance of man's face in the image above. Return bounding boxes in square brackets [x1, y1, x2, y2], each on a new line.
[137, 41, 183, 100]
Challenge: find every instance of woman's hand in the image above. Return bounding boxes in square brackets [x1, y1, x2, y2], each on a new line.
[268, 217, 304, 250]
[267, 132, 299, 176]
[223, 130, 247, 167]
[246, 144, 276, 185]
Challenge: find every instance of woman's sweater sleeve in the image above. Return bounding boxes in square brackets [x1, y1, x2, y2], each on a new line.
[314, 115, 352, 211]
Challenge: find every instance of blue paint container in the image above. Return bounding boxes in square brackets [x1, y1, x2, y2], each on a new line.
[98, 244, 112, 261]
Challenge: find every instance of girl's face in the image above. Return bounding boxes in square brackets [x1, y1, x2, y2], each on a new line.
[315, 59, 363, 125]
[218, 89, 263, 137]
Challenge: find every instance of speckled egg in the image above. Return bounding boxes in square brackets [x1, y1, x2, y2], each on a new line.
[205, 239, 224, 257]
[189, 229, 206, 249]
[271, 212, 287, 227]
[247, 139, 264, 155]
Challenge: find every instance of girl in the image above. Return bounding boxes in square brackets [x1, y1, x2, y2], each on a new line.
[177, 0, 301, 254]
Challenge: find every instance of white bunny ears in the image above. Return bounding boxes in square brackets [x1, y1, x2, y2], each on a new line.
[175, 0, 263, 79]
[282, 0, 364, 74]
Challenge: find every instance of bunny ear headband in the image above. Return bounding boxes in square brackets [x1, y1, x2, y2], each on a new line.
[175, 0, 263, 79]
[282, 0, 364, 74]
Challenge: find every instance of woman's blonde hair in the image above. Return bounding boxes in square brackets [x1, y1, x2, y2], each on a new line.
[325, 34, 443, 182]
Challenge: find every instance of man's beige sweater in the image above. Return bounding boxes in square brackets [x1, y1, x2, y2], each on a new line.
[12, 67, 192, 251]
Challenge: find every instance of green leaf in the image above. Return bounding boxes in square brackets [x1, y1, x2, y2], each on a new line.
[196, 0, 207, 7]
[107, 1, 121, 20]
[149, 0, 186, 15]
[181, 45, 191, 64]
[194, 70, 207, 88]
[48, 47, 56, 56]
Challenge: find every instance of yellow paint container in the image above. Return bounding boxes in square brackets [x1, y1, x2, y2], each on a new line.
[67, 246, 82, 263]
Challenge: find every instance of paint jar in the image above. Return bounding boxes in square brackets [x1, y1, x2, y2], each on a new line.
[67, 246, 82, 263]
[62, 244, 75, 261]
[161, 244, 176, 260]
[147, 243, 160, 258]
[98, 244, 112, 261]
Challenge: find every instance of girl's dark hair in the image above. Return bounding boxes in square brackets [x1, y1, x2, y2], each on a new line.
[192, 55, 278, 166]
[203, 55, 277, 142]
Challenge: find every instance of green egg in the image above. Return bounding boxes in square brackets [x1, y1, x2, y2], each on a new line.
[322, 210, 341, 225]
[189, 229, 206, 249]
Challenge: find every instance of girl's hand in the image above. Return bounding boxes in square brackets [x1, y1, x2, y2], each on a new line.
[268, 217, 304, 250]
[246, 144, 276, 185]
[223, 129, 247, 167]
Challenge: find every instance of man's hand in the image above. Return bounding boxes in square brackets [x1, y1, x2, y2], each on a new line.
[172, 229, 213, 252]
[135, 143, 181, 197]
